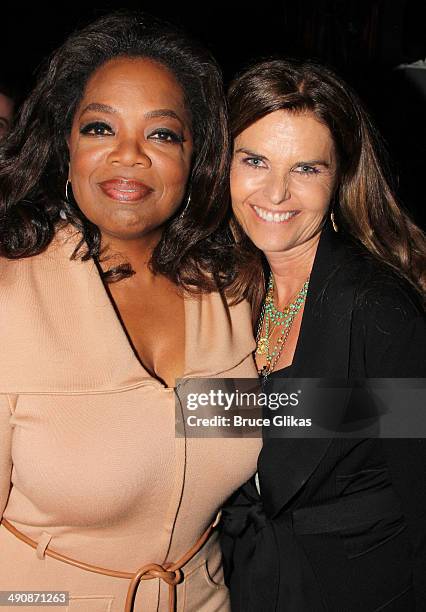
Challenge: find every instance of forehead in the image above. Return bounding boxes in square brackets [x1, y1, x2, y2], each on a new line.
[236, 110, 335, 158]
[79, 57, 187, 116]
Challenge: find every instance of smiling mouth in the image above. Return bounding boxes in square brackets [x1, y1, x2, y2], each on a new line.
[252, 205, 299, 223]
[98, 179, 153, 202]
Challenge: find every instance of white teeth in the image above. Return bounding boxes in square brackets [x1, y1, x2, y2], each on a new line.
[253, 205, 297, 223]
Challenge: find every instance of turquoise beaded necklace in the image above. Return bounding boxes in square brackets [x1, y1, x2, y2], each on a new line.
[256, 274, 309, 379]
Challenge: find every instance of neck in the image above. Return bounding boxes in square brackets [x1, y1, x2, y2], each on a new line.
[265, 232, 321, 306]
[99, 228, 163, 278]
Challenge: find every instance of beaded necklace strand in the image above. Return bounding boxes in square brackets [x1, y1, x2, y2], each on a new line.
[256, 275, 309, 380]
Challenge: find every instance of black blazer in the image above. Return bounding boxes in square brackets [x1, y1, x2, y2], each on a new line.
[221, 224, 426, 611]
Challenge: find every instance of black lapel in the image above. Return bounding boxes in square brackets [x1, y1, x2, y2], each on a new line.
[258, 223, 359, 517]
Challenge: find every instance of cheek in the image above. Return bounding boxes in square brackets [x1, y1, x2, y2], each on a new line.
[230, 164, 256, 203]
[157, 155, 191, 192]
[68, 154, 109, 224]
[316, 182, 335, 212]
[294, 179, 333, 212]
[69, 144, 103, 193]
[231, 199, 251, 234]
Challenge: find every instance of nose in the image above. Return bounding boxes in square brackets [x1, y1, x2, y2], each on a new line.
[263, 171, 291, 206]
[107, 137, 152, 168]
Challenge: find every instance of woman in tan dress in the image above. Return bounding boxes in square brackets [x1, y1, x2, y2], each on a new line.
[0, 12, 260, 611]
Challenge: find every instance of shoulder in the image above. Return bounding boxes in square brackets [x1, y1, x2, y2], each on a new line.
[0, 226, 107, 393]
[0, 226, 84, 314]
[350, 250, 423, 329]
[315, 230, 425, 376]
[343, 244, 425, 376]
[0, 225, 82, 282]
[323, 232, 423, 324]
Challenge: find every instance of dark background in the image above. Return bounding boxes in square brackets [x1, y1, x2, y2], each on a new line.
[2, 0, 425, 226]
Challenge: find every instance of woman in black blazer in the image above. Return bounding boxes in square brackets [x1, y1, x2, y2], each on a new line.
[221, 59, 426, 611]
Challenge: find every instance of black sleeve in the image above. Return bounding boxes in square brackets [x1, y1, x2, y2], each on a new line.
[355, 282, 426, 609]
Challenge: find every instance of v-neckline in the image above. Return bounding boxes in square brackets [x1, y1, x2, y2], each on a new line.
[53, 225, 259, 389]
[84, 245, 190, 391]
[92, 258, 188, 390]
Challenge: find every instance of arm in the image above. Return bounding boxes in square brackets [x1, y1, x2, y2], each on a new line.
[0, 395, 13, 520]
[364, 309, 425, 377]
[359, 286, 426, 608]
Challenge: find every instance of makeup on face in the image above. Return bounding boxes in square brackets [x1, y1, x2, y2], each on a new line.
[67, 57, 193, 243]
[231, 110, 337, 255]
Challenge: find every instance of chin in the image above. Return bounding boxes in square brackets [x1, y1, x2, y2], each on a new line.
[249, 236, 291, 254]
[261, 244, 294, 255]
[96, 220, 156, 241]
[101, 213, 168, 238]
[244, 227, 290, 253]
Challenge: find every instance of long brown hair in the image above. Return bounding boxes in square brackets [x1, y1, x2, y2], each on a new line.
[228, 59, 425, 319]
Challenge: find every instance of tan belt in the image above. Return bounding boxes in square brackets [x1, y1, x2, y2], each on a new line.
[1, 512, 221, 612]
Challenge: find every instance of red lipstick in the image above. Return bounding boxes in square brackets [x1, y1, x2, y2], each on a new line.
[98, 178, 153, 202]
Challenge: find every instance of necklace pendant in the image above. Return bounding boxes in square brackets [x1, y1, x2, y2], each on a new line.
[256, 337, 268, 355]
[258, 365, 269, 380]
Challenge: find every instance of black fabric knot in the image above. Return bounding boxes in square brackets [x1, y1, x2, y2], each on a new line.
[221, 477, 267, 537]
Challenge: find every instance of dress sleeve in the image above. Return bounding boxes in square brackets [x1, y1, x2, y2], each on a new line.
[358, 285, 426, 608]
[0, 395, 13, 520]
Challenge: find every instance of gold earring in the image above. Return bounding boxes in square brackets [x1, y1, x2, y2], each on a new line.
[330, 211, 338, 233]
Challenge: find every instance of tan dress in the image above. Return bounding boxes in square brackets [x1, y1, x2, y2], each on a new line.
[0, 227, 261, 611]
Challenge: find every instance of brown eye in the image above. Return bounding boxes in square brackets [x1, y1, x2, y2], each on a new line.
[80, 121, 114, 136]
[148, 128, 184, 144]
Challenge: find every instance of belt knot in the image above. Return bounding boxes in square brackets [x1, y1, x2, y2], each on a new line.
[134, 562, 183, 585]
[125, 563, 183, 611]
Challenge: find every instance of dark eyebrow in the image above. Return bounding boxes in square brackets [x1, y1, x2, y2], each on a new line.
[78, 104, 185, 127]
[296, 159, 332, 168]
[0, 116, 10, 128]
[79, 103, 117, 117]
[235, 149, 332, 169]
[144, 109, 182, 122]
[235, 147, 268, 160]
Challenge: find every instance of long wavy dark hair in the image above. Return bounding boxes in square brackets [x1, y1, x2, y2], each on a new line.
[0, 11, 233, 291]
[228, 58, 426, 317]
